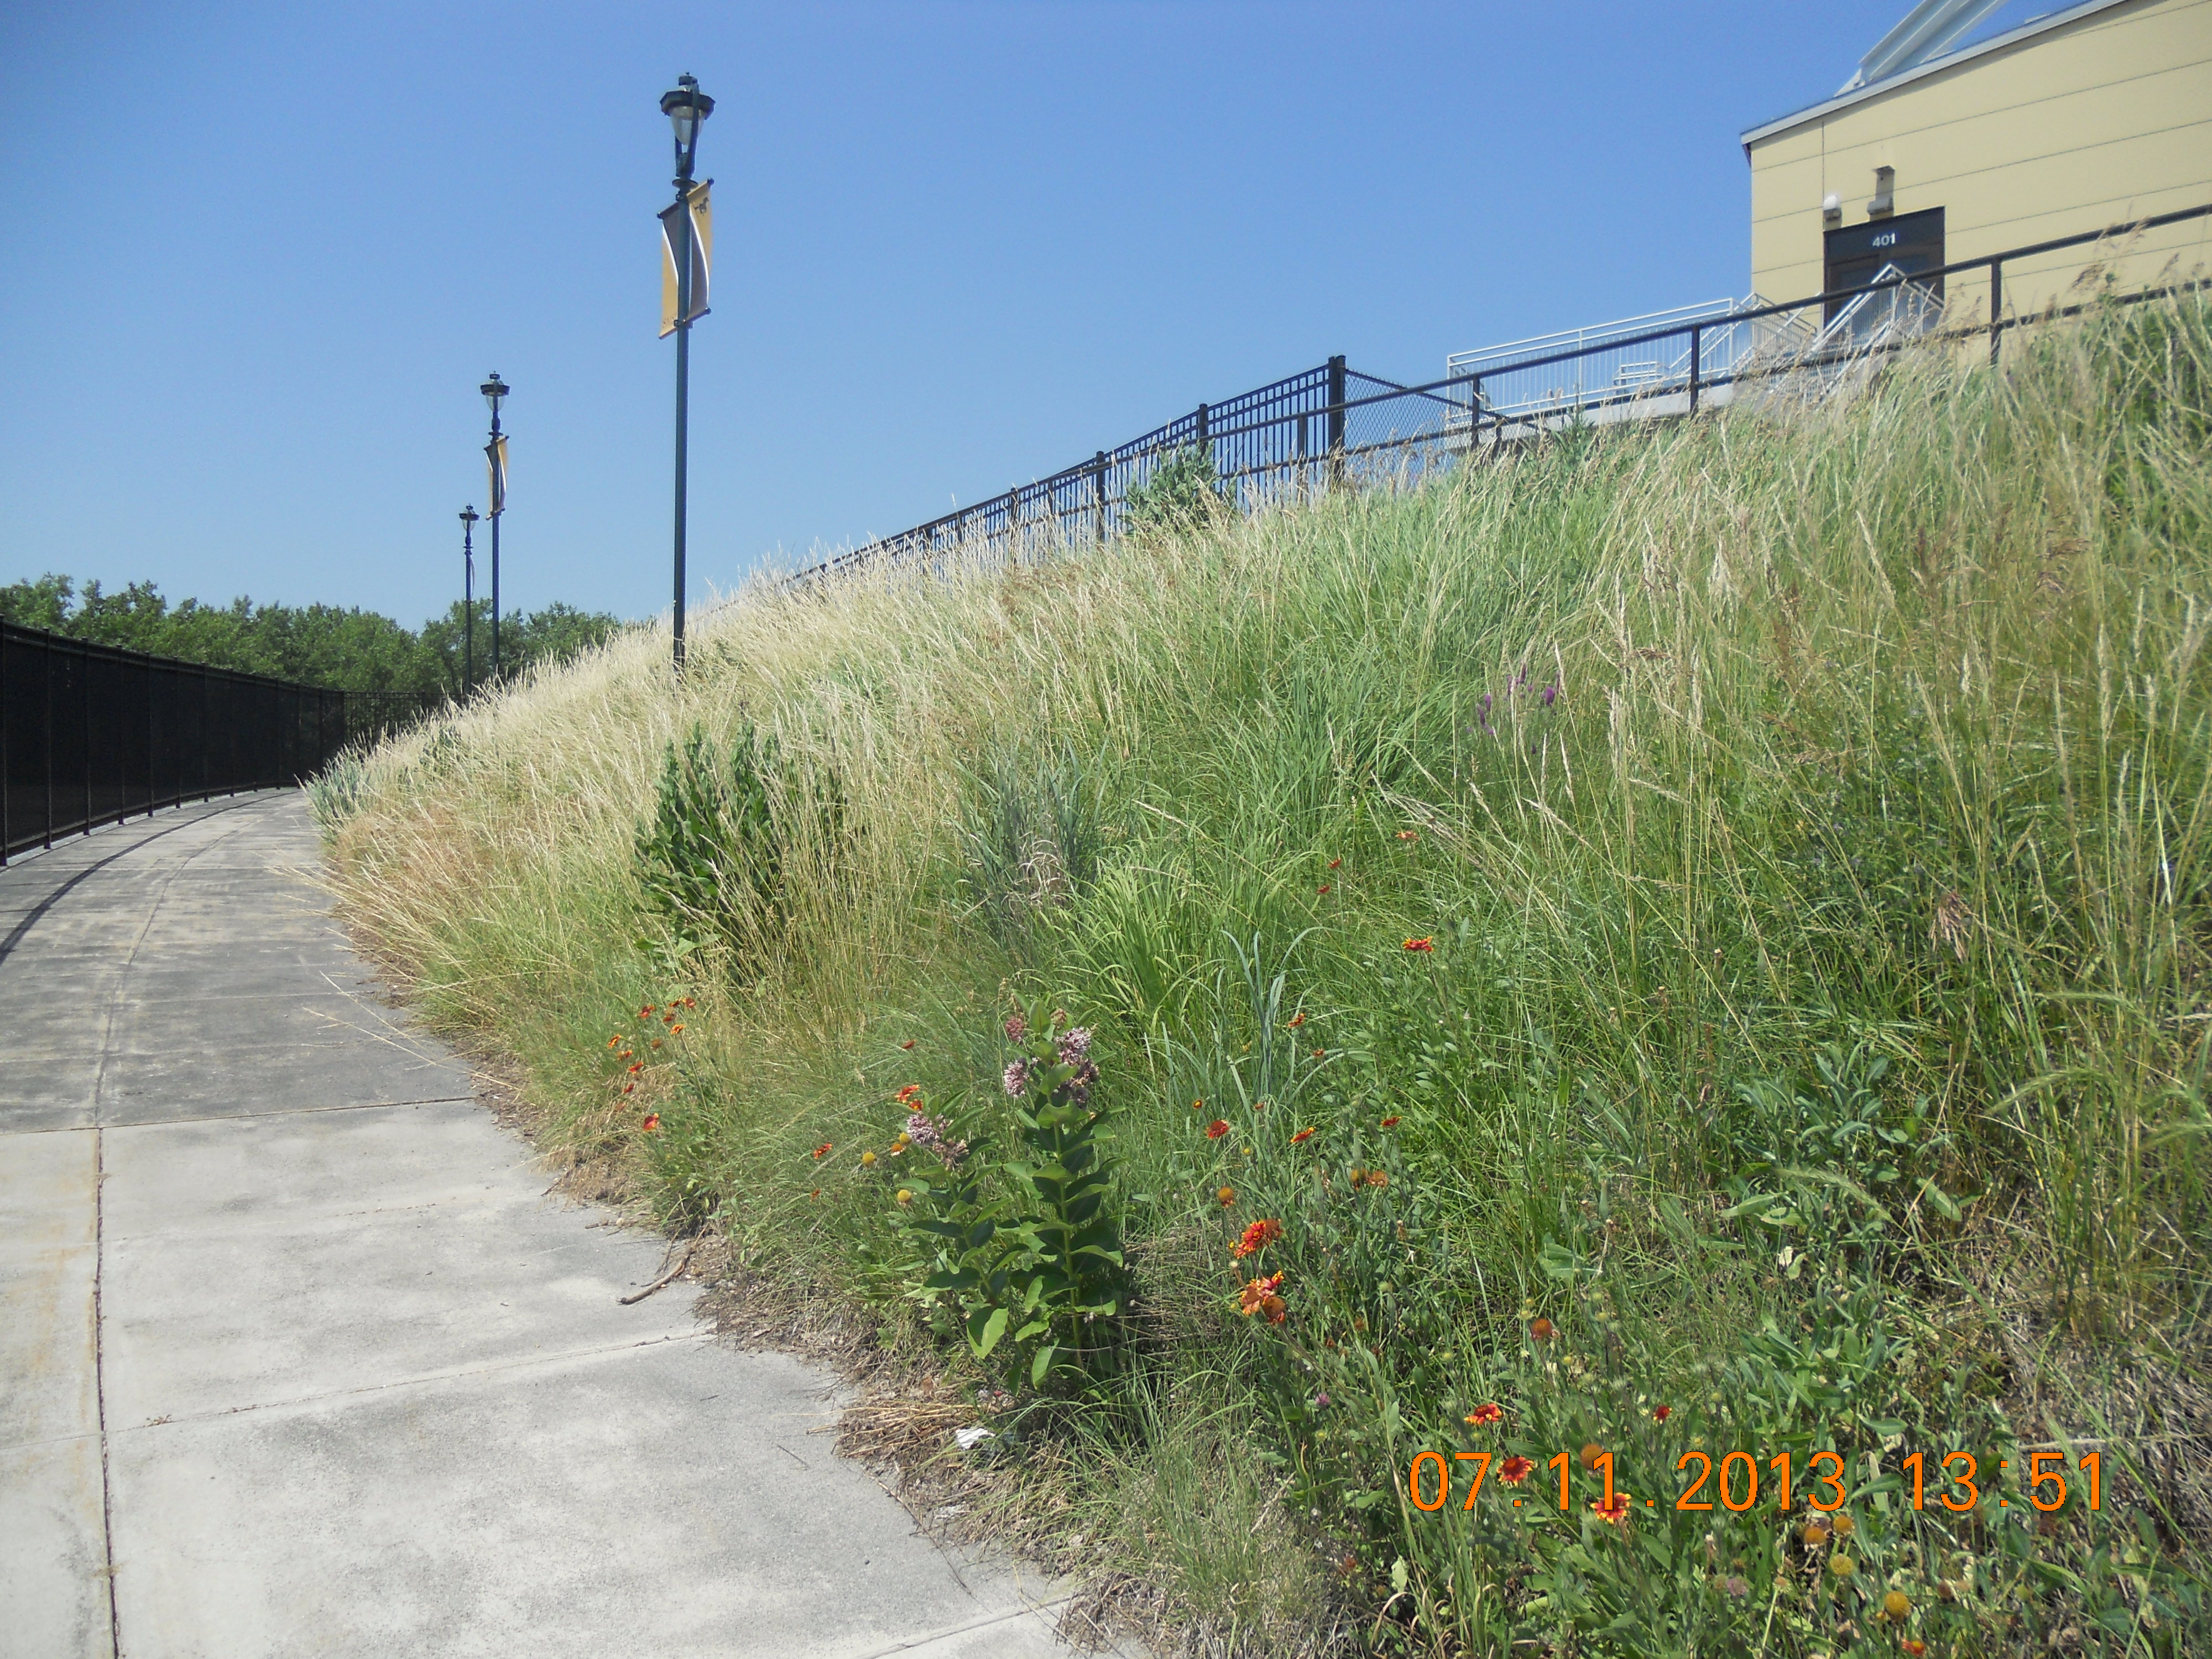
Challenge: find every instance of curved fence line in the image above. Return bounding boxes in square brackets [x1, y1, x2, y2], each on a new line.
[787, 203, 2211, 589]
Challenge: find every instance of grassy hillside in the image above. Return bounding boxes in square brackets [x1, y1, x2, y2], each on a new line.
[318, 299, 2212, 1657]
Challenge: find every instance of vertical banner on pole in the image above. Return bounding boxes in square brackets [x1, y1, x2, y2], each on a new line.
[659, 180, 712, 338]
[486, 435, 509, 516]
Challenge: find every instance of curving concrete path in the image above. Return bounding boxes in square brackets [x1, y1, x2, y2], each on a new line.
[0, 792, 1076, 1658]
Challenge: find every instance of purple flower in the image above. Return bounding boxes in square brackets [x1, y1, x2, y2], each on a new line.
[1480, 719, 1494, 737]
[1540, 683, 1557, 707]
[1004, 1011, 1027, 1042]
[1479, 691, 1493, 712]
[1003, 1059, 1030, 1097]
[1057, 1026, 1092, 1067]
[1066, 1059, 1099, 1104]
[906, 1111, 969, 1170]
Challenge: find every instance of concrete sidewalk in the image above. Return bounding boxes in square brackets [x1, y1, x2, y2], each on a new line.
[0, 793, 1075, 1658]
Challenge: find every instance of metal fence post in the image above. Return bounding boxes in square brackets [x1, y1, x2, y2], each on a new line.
[1, 628, 9, 864]
[1688, 324, 1702, 416]
[81, 647, 92, 837]
[1326, 355, 1347, 489]
[43, 640, 54, 849]
[1990, 258, 2005, 367]
[1092, 451, 1107, 545]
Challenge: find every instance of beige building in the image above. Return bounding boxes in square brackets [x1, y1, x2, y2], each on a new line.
[1743, 0, 2212, 321]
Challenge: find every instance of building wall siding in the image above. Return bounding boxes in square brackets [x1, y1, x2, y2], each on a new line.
[1747, 0, 2212, 312]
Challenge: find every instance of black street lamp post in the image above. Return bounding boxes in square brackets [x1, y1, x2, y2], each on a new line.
[660, 72, 712, 674]
[481, 373, 509, 680]
[459, 506, 479, 698]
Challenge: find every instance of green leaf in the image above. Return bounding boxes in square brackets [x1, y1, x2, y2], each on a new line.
[968, 1305, 1009, 1358]
[1014, 1319, 1050, 1343]
[924, 1268, 980, 1292]
[1916, 1173, 1961, 1221]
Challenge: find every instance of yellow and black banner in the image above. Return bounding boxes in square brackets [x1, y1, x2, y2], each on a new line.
[486, 435, 508, 515]
[659, 180, 712, 338]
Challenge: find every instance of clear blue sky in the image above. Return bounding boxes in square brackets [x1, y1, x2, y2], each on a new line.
[0, 1, 2039, 627]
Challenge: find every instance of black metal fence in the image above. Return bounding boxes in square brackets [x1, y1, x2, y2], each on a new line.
[794, 202, 2211, 586]
[0, 622, 349, 864]
[342, 689, 452, 747]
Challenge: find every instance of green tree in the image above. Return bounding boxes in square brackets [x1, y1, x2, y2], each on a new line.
[0, 571, 622, 695]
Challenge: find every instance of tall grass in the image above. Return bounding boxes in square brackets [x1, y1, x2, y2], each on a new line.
[321, 298, 2212, 1655]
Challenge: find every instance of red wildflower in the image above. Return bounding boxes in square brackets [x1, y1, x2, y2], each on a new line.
[1593, 1491, 1632, 1527]
[900, 1039, 917, 1050]
[1312, 1048, 1326, 1060]
[671, 1024, 684, 1033]
[1529, 1317, 1556, 1342]
[1316, 883, 1331, 895]
[1291, 1127, 1316, 1144]
[1232, 1218, 1284, 1259]
[1404, 937, 1434, 952]
[894, 1083, 924, 1105]
[1380, 1115, 1402, 1129]
[1653, 1405, 1672, 1422]
[1397, 830, 1420, 842]
[607, 1037, 620, 1050]
[628, 1063, 643, 1074]
[1464, 1402, 1504, 1427]
[1206, 1119, 1230, 1140]
[640, 1113, 661, 1131]
[1238, 1272, 1286, 1321]
[1499, 1455, 1535, 1484]
[812, 1142, 833, 1159]
[623, 1083, 635, 1095]
[639, 1006, 654, 1018]
[1327, 857, 1342, 869]
[1287, 1011, 1306, 1029]
[1902, 1644, 1926, 1658]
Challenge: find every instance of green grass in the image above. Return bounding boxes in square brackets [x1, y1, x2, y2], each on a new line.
[319, 296, 2212, 1656]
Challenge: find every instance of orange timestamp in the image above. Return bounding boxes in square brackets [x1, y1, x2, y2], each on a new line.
[1406, 1448, 2104, 1515]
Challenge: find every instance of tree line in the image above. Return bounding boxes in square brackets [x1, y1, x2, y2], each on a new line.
[0, 574, 623, 695]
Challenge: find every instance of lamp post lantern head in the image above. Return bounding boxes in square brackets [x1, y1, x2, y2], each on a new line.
[480, 373, 509, 419]
[660, 73, 713, 184]
[460, 505, 479, 527]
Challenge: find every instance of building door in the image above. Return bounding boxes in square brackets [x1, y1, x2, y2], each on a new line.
[1824, 206, 1945, 322]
